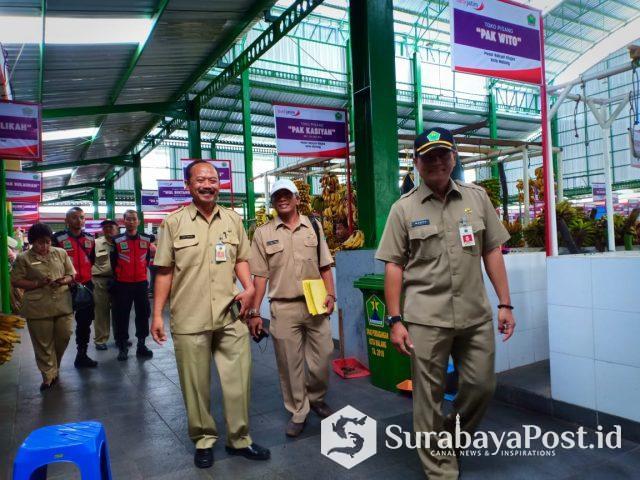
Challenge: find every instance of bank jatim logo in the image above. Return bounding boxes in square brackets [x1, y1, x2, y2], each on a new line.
[321, 406, 377, 469]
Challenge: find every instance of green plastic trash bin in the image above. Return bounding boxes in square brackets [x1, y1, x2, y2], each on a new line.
[353, 274, 411, 392]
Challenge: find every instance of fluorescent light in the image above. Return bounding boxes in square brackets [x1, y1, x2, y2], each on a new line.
[0, 16, 152, 45]
[43, 127, 99, 142]
[42, 168, 73, 177]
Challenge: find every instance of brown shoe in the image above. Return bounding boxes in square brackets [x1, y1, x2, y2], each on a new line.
[285, 420, 306, 437]
[310, 402, 334, 419]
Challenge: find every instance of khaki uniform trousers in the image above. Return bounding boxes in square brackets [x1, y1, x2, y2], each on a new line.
[172, 319, 253, 450]
[408, 319, 496, 480]
[93, 276, 112, 345]
[270, 299, 334, 423]
[26, 314, 74, 383]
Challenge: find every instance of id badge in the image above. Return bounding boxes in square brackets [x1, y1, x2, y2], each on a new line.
[459, 225, 475, 247]
[215, 242, 227, 262]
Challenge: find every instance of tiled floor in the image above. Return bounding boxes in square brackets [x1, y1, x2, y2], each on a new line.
[1, 311, 639, 479]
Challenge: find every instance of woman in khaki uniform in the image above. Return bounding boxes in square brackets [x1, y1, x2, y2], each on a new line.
[11, 223, 76, 390]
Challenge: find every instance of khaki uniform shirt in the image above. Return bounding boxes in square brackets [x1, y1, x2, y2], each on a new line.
[154, 202, 251, 334]
[91, 236, 114, 278]
[11, 247, 75, 319]
[250, 215, 333, 300]
[375, 180, 510, 329]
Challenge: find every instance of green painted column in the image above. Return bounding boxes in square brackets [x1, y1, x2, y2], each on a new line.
[488, 84, 499, 179]
[0, 161, 11, 313]
[7, 203, 13, 238]
[412, 51, 424, 135]
[350, 0, 400, 247]
[211, 143, 217, 160]
[105, 175, 116, 220]
[93, 188, 100, 220]
[187, 98, 202, 159]
[345, 40, 355, 143]
[551, 113, 559, 178]
[241, 69, 256, 221]
[133, 153, 144, 232]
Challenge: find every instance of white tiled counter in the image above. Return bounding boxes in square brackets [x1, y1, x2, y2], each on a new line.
[547, 252, 640, 422]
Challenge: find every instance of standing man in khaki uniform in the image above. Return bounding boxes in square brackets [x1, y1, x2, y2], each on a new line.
[249, 179, 336, 438]
[376, 128, 515, 479]
[151, 160, 270, 469]
[92, 219, 119, 350]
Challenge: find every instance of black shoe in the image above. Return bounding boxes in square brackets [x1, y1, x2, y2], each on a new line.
[225, 443, 270, 461]
[310, 402, 334, 419]
[74, 350, 98, 368]
[194, 448, 214, 469]
[117, 348, 128, 361]
[95, 343, 108, 351]
[136, 343, 153, 359]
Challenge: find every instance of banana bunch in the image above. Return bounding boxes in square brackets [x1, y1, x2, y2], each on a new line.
[293, 179, 312, 215]
[342, 230, 365, 250]
[256, 206, 269, 227]
[0, 314, 26, 365]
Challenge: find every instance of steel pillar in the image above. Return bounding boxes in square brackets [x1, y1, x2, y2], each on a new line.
[187, 99, 202, 159]
[93, 189, 100, 220]
[488, 84, 499, 179]
[133, 153, 144, 232]
[0, 161, 10, 312]
[412, 51, 423, 135]
[346, 40, 356, 142]
[241, 69, 256, 221]
[350, 0, 400, 247]
[105, 174, 116, 220]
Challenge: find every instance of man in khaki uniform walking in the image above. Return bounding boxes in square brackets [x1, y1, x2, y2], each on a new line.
[376, 128, 516, 479]
[249, 179, 336, 437]
[151, 160, 270, 469]
[92, 219, 118, 350]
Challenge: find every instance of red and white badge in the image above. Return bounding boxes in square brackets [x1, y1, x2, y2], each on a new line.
[215, 242, 227, 262]
[459, 225, 475, 247]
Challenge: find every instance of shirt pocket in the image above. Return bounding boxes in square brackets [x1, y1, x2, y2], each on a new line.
[265, 241, 285, 267]
[462, 220, 486, 256]
[173, 237, 200, 268]
[302, 233, 318, 261]
[408, 225, 441, 260]
[223, 233, 240, 264]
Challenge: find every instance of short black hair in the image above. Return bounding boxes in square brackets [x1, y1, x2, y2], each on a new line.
[66, 206, 84, 218]
[27, 223, 53, 244]
[123, 209, 138, 219]
[185, 160, 219, 182]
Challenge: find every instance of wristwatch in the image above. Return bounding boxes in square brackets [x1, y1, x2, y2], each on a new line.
[247, 308, 261, 318]
[385, 315, 403, 327]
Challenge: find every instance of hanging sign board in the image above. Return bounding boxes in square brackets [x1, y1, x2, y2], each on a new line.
[157, 180, 191, 206]
[6, 170, 41, 202]
[1, 44, 12, 100]
[0, 100, 42, 160]
[12, 202, 39, 225]
[450, 0, 543, 85]
[273, 103, 348, 158]
[142, 189, 170, 212]
[181, 159, 233, 190]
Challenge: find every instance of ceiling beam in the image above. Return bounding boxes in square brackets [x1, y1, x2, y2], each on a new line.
[43, 102, 185, 120]
[23, 155, 135, 172]
[37, 0, 46, 104]
[43, 181, 105, 194]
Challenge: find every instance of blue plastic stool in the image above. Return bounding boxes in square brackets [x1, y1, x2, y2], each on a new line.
[444, 361, 457, 402]
[13, 421, 112, 480]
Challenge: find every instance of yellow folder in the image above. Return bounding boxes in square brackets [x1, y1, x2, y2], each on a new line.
[302, 279, 328, 315]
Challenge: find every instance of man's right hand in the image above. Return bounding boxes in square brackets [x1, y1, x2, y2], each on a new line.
[150, 315, 167, 345]
[390, 322, 414, 356]
[247, 316, 263, 339]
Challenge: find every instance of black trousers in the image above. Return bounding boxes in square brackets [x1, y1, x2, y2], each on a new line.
[75, 281, 94, 348]
[112, 280, 150, 348]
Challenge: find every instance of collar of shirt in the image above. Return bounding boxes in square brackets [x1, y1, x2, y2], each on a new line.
[125, 232, 139, 240]
[67, 229, 84, 239]
[27, 248, 50, 263]
[186, 202, 221, 222]
[274, 214, 311, 231]
[418, 179, 461, 203]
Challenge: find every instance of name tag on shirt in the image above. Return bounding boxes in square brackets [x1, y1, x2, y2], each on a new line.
[411, 219, 430, 228]
[459, 225, 475, 247]
[179, 234, 195, 239]
[30, 261, 42, 265]
[215, 243, 227, 262]
[266, 239, 279, 246]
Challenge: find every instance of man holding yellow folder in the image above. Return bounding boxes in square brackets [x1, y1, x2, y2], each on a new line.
[249, 179, 336, 438]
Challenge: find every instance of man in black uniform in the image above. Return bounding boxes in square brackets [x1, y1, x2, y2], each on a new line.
[53, 207, 98, 368]
[110, 210, 154, 361]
